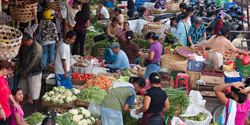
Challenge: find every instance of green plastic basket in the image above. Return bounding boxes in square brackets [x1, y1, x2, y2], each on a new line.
[164, 116, 169, 125]
[235, 57, 250, 78]
[216, 0, 229, 6]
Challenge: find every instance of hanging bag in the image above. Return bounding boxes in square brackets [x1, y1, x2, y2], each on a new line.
[35, 19, 43, 42]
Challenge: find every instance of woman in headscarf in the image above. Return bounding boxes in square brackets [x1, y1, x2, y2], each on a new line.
[72, 3, 90, 56]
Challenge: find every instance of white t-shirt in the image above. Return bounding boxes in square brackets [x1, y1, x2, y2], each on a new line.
[55, 40, 71, 74]
[66, 4, 79, 27]
[165, 20, 176, 34]
[100, 6, 110, 19]
[185, 17, 191, 33]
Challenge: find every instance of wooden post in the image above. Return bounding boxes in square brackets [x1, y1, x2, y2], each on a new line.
[247, 0, 249, 31]
[0, 0, 2, 25]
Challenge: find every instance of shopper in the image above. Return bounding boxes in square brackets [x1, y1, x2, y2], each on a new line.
[117, 22, 130, 41]
[188, 17, 206, 48]
[118, 31, 142, 64]
[164, 17, 177, 44]
[72, 3, 90, 56]
[101, 77, 146, 125]
[94, 1, 110, 23]
[55, 31, 76, 89]
[144, 32, 162, 79]
[104, 43, 130, 71]
[9, 88, 28, 125]
[114, 8, 124, 29]
[65, 0, 80, 33]
[18, 33, 44, 113]
[0, 60, 19, 125]
[202, 27, 250, 70]
[176, 3, 187, 23]
[104, 48, 116, 64]
[94, 17, 119, 42]
[175, 12, 189, 46]
[37, 2, 49, 23]
[41, 9, 59, 68]
[185, 7, 195, 32]
[136, 72, 170, 125]
[214, 82, 250, 125]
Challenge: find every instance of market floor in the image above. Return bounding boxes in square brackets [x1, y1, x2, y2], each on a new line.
[22, 97, 222, 118]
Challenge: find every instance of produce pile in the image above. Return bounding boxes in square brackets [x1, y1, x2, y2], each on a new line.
[73, 59, 91, 68]
[42, 86, 80, 104]
[83, 74, 111, 90]
[176, 49, 194, 57]
[122, 68, 137, 77]
[78, 86, 107, 103]
[71, 73, 94, 81]
[101, 72, 121, 81]
[185, 113, 207, 121]
[82, 56, 95, 60]
[25, 112, 46, 125]
[162, 43, 183, 49]
[123, 111, 141, 125]
[132, 38, 150, 49]
[56, 107, 96, 125]
[93, 40, 110, 48]
[92, 22, 106, 33]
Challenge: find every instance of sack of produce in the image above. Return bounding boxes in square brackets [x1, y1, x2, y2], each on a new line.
[180, 108, 212, 125]
[232, 33, 248, 50]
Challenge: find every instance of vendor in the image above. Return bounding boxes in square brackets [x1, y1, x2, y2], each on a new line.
[188, 17, 206, 48]
[114, 8, 124, 29]
[117, 22, 130, 41]
[104, 43, 130, 71]
[164, 17, 177, 44]
[144, 32, 162, 79]
[118, 31, 142, 64]
[202, 26, 250, 70]
[101, 77, 146, 125]
[175, 12, 189, 46]
[94, 17, 120, 42]
[93, 1, 110, 23]
[136, 72, 169, 125]
[104, 48, 116, 64]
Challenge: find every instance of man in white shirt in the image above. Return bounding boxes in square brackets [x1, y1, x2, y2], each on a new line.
[54, 31, 76, 89]
[94, 1, 110, 23]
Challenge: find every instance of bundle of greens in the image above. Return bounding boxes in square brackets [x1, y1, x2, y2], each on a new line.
[92, 22, 106, 33]
[132, 38, 150, 49]
[123, 111, 141, 125]
[93, 40, 110, 48]
[25, 112, 46, 125]
[185, 113, 207, 121]
[78, 86, 107, 103]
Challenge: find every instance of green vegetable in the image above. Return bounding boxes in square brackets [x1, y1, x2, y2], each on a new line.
[186, 113, 207, 121]
[63, 113, 73, 121]
[123, 111, 141, 125]
[167, 33, 175, 41]
[25, 112, 46, 125]
[132, 38, 150, 49]
[78, 86, 107, 103]
[93, 40, 110, 48]
[162, 87, 187, 95]
[122, 68, 136, 77]
[92, 22, 106, 33]
[61, 118, 71, 125]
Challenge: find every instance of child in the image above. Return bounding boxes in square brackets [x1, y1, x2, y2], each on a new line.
[9, 88, 28, 125]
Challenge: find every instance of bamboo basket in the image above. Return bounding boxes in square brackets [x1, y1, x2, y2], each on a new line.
[42, 101, 75, 114]
[91, 47, 105, 58]
[0, 25, 22, 60]
[161, 54, 188, 72]
[142, 22, 166, 41]
[48, 1, 61, 11]
[175, 46, 196, 58]
[165, 1, 180, 13]
[163, 46, 176, 54]
[9, 1, 38, 21]
[76, 98, 90, 108]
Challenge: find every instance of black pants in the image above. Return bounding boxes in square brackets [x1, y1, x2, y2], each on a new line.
[94, 33, 113, 43]
[127, 0, 135, 18]
[0, 115, 11, 125]
[93, 15, 108, 23]
[72, 30, 86, 56]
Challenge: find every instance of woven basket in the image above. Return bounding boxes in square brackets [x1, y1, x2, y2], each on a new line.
[163, 46, 176, 54]
[175, 46, 196, 58]
[76, 98, 90, 108]
[9, 1, 38, 21]
[161, 54, 188, 72]
[223, 50, 238, 64]
[42, 101, 75, 114]
[0, 25, 22, 60]
[91, 47, 105, 58]
[142, 22, 166, 40]
[165, 1, 180, 13]
[48, 1, 61, 11]
[84, 48, 92, 57]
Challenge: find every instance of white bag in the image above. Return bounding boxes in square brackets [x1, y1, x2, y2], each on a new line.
[182, 108, 212, 125]
[130, 108, 143, 119]
[188, 90, 206, 108]
[135, 19, 147, 33]
[171, 117, 187, 125]
[128, 20, 138, 32]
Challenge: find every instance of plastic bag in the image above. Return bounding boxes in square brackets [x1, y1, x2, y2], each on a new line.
[130, 106, 143, 119]
[242, 54, 250, 65]
[88, 99, 101, 118]
[188, 90, 206, 108]
[171, 117, 187, 125]
[182, 108, 212, 125]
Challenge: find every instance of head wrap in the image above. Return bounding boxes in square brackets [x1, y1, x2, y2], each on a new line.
[110, 42, 120, 49]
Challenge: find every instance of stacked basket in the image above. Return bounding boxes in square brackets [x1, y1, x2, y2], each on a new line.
[161, 54, 188, 72]
[48, 0, 61, 11]
[0, 25, 23, 60]
[142, 22, 166, 44]
[9, 1, 38, 21]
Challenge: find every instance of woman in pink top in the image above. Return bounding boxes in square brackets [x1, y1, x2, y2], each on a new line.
[9, 88, 28, 125]
[117, 22, 130, 41]
[214, 82, 250, 125]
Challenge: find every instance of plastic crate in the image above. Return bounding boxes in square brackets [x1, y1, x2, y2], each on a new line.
[187, 60, 203, 72]
[170, 70, 183, 81]
[235, 57, 250, 78]
[224, 2, 241, 11]
[104, 1, 113, 8]
[72, 65, 92, 74]
[216, 0, 229, 6]
[224, 69, 243, 83]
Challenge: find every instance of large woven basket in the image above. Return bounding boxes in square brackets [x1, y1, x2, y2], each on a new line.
[165, 1, 180, 13]
[161, 54, 188, 72]
[91, 47, 105, 58]
[142, 22, 166, 40]
[175, 46, 196, 58]
[48, 1, 61, 11]
[9, 1, 38, 21]
[163, 46, 176, 54]
[0, 25, 22, 60]
[42, 101, 75, 114]
[75, 98, 90, 108]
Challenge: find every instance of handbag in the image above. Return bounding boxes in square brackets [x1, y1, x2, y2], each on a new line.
[35, 19, 43, 42]
[143, 60, 152, 67]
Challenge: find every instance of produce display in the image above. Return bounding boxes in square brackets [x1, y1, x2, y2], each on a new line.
[56, 107, 96, 125]
[83, 74, 112, 90]
[93, 40, 110, 48]
[82, 56, 95, 60]
[123, 111, 141, 125]
[167, 33, 175, 41]
[92, 22, 106, 32]
[185, 113, 207, 121]
[25, 112, 46, 125]
[132, 38, 150, 49]
[162, 43, 183, 49]
[71, 73, 94, 80]
[101, 72, 121, 81]
[78, 86, 107, 103]
[224, 70, 240, 77]
[122, 68, 137, 77]
[73, 59, 91, 68]
[162, 87, 187, 95]
[42, 86, 80, 104]
[176, 49, 194, 57]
